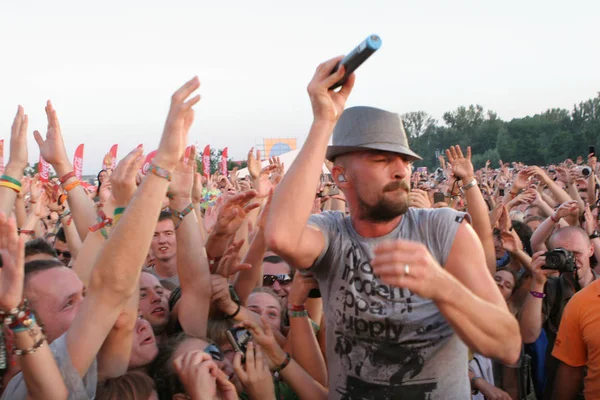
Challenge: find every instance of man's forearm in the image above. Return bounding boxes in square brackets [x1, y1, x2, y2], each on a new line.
[89, 173, 170, 295]
[97, 292, 137, 381]
[234, 228, 267, 304]
[63, 217, 82, 259]
[205, 230, 234, 259]
[519, 282, 545, 343]
[15, 322, 68, 400]
[67, 173, 171, 378]
[543, 177, 571, 205]
[172, 197, 211, 338]
[588, 174, 597, 206]
[289, 317, 328, 386]
[15, 197, 27, 228]
[530, 217, 557, 253]
[266, 120, 333, 251]
[437, 275, 521, 364]
[464, 181, 496, 275]
[534, 198, 554, 217]
[509, 249, 532, 272]
[552, 363, 584, 400]
[566, 183, 585, 212]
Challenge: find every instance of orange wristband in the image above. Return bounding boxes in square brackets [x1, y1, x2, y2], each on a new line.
[63, 180, 81, 192]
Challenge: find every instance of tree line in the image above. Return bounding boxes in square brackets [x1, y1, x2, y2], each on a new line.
[404, 94, 600, 170]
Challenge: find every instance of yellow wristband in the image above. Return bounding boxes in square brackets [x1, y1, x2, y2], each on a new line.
[0, 181, 22, 193]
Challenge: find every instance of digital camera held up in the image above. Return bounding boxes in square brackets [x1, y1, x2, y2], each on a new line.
[542, 248, 576, 273]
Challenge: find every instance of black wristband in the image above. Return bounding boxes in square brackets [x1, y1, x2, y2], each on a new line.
[224, 302, 241, 320]
[272, 352, 291, 373]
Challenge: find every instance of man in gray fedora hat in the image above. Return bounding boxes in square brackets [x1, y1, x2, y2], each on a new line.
[266, 55, 520, 399]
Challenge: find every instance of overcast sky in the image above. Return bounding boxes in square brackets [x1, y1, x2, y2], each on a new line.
[1, 0, 599, 174]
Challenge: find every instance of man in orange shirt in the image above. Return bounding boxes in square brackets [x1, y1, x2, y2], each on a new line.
[551, 278, 600, 399]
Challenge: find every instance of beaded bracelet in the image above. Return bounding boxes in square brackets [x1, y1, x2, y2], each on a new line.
[9, 311, 36, 333]
[13, 335, 47, 356]
[148, 163, 172, 182]
[287, 304, 306, 312]
[0, 300, 29, 326]
[272, 352, 291, 373]
[173, 203, 194, 229]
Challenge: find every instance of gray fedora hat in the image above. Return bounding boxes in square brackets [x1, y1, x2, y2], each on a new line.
[326, 106, 422, 161]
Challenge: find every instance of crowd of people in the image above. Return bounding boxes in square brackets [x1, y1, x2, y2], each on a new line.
[0, 55, 598, 400]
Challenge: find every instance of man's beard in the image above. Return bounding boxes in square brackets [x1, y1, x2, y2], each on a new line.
[357, 180, 410, 222]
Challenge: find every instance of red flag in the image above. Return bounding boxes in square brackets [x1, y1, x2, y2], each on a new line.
[73, 144, 85, 180]
[202, 145, 211, 178]
[220, 147, 228, 176]
[184, 146, 192, 165]
[0, 140, 4, 176]
[141, 150, 157, 175]
[102, 144, 118, 170]
[39, 156, 50, 182]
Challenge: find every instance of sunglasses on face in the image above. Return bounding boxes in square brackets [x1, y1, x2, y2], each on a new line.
[262, 274, 293, 286]
[55, 249, 72, 258]
[204, 344, 224, 362]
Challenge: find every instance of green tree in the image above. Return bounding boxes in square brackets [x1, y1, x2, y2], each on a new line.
[401, 111, 436, 138]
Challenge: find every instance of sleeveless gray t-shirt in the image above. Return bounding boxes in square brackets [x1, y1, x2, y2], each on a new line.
[307, 207, 470, 400]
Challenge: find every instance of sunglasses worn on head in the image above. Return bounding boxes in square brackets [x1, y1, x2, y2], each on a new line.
[56, 249, 71, 258]
[204, 344, 224, 362]
[263, 274, 293, 286]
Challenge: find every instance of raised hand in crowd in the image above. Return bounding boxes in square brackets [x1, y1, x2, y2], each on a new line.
[269, 156, 285, 186]
[206, 190, 259, 258]
[446, 145, 496, 274]
[0, 107, 28, 215]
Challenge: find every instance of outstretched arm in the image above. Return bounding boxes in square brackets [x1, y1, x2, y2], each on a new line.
[33, 101, 97, 241]
[266, 56, 354, 269]
[66, 78, 201, 378]
[0, 107, 28, 216]
[170, 146, 212, 338]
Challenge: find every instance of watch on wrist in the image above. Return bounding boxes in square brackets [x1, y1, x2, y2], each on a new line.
[590, 230, 600, 240]
[460, 178, 478, 195]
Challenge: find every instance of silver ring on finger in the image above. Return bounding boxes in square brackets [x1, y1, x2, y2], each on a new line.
[404, 264, 410, 276]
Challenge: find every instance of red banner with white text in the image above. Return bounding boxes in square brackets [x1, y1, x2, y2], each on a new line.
[39, 156, 50, 182]
[220, 147, 228, 176]
[74, 144, 85, 180]
[203, 145, 211, 178]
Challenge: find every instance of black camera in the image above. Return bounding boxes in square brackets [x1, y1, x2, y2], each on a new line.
[542, 248, 576, 273]
[226, 327, 252, 361]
